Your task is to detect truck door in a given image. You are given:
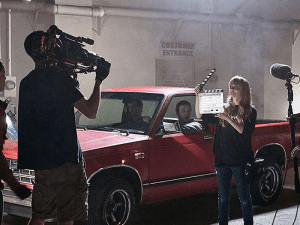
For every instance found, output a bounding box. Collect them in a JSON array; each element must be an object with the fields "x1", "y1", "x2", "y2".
[{"x1": 147, "y1": 95, "x2": 217, "y2": 201}]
